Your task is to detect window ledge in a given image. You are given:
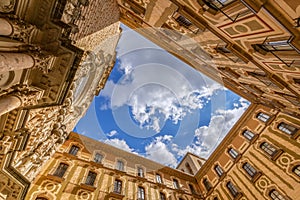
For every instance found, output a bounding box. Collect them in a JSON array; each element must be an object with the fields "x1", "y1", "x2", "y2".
[
  {"x1": 46, "y1": 174, "x2": 64, "y2": 183},
  {"x1": 271, "y1": 149, "x2": 283, "y2": 161},
  {"x1": 251, "y1": 172, "x2": 262, "y2": 183},
  {"x1": 80, "y1": 183, "x2": 96, "y2": 192}
]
